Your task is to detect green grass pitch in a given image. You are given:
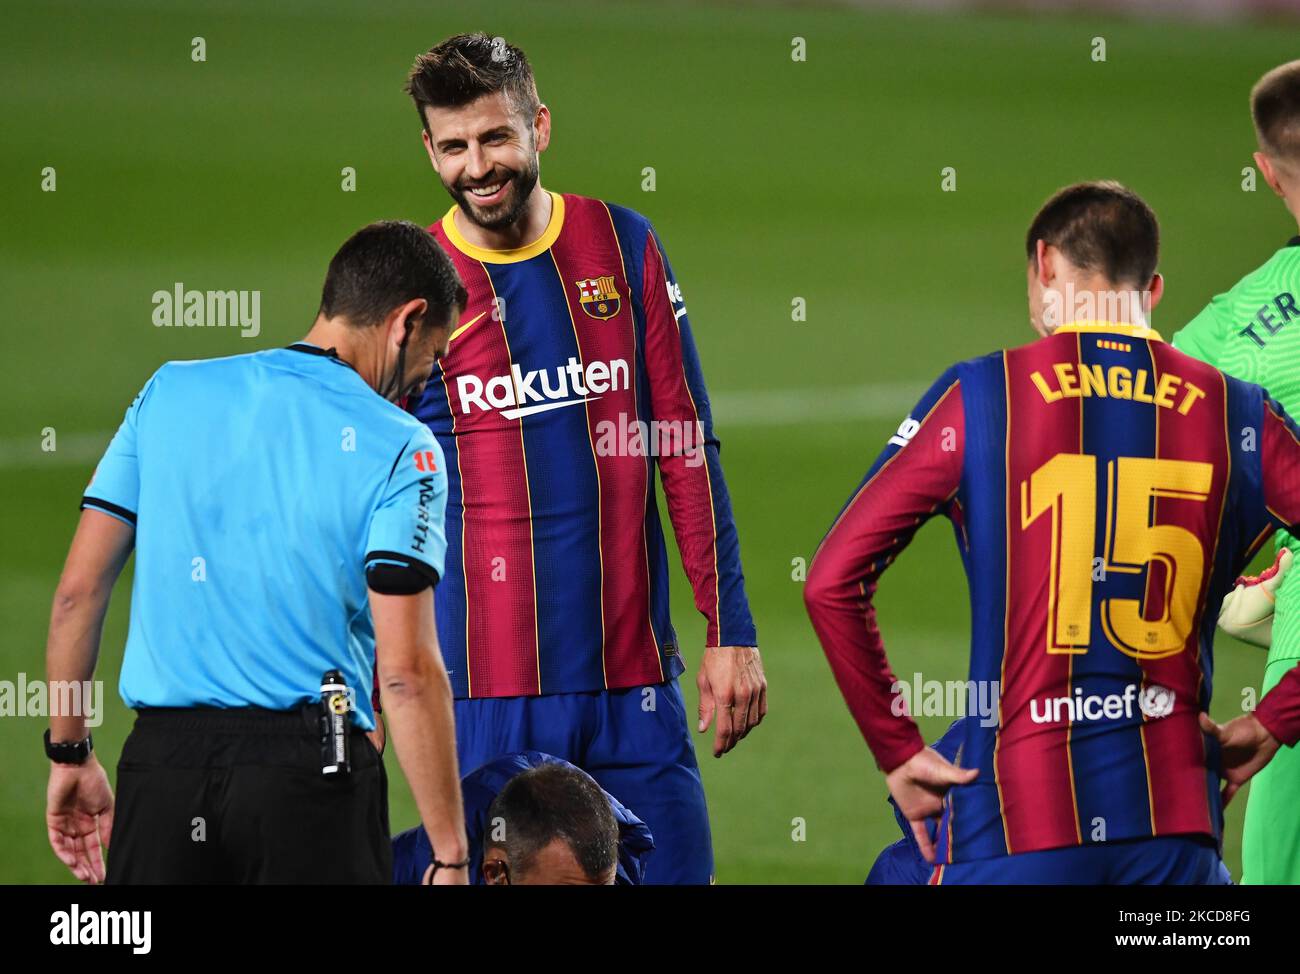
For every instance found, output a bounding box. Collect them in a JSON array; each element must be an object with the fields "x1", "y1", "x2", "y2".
[{"x1": 2, "y1": 0, "x2": 1295, "y2": 883}]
